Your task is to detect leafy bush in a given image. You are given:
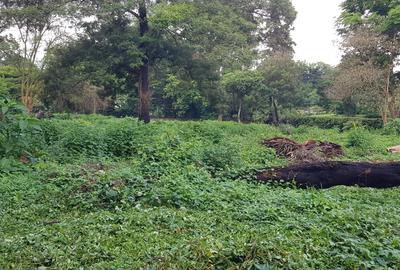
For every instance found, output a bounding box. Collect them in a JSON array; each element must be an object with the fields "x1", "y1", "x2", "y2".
[
  {"x1": 278, "y1": 124, "x2": 295, "y2": 135},
  {"x1": 58, "y1": 125, "x2": 107, "y2": 158},
  {"x1": 0, "y1": 98, "x2": 28, "y2": 157},
  {"x1": 346, "y1": 128, "x2": 372, "y2": 149},
  {"x1": 104, "y1": 122, "x2": 142, "y2": 157},
  {"x1": 2, "y1": 115, "x2": 400, "y2": 269},
  {"x1": 282, "y1": 115, "x2": 383, "y2": 130},
  {"x1": 201, "y1": 142, "x2": 242, "y2": 174},
  {"x1": 0, "y1": 97, "x2": 42, "y2": 172},
  {"x1": 383, "y1": 118, "x2": 400, "y2": 135}
]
